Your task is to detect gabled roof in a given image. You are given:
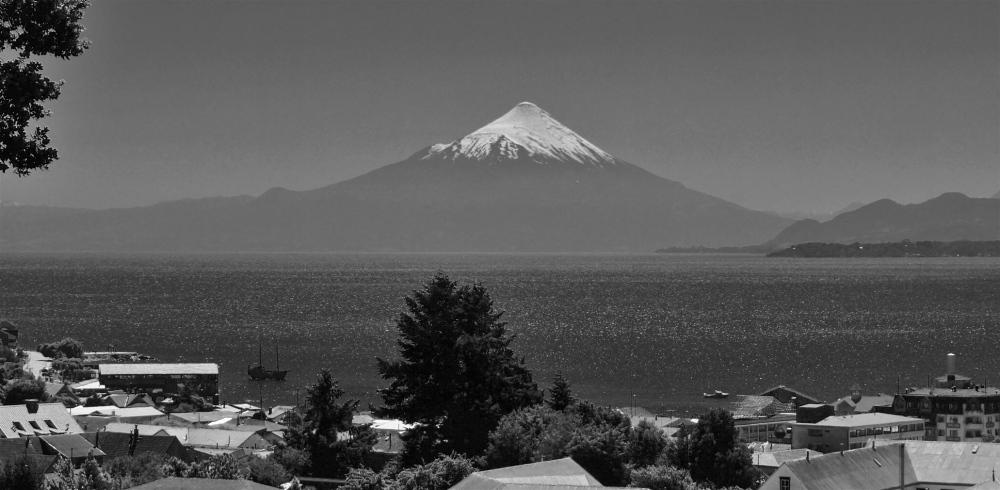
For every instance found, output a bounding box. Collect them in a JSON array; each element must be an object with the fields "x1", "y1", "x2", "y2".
[
  {"x1": 753, "y1": 449, "x2": 819, "y2": 469},
  {"x1": 831, "y1": 394, "x2": 894, "y2": 413},
  {"x1": 82, "y1": 431, "x2": 186, "y2": 461},
  {"x1": 759, "y1": 385, "x2": 821, "y2": 404},
  {"x1": 0, "y1": 436, "x2": 44, "y2": 459},
  {"x1": 70, "y1": 406, "x2": 164, "y2": 418},
  {"x1": 128, "y1": 477, "x2": 279, "y2": 490},
  {"x1": 781, "y1": 444, "x2": 917, "y2": 490},
  {"x1": 0, "y1": 403, "x2": 83, "y2": 438},
  {"x1": 39, "y1": 434, "x2": 106, "y2": 459},
  {"x1": 452, "y1": 458, "x2": 604, "y2": 490},
  {"x1": 731, "y1": 395, "x2": 795, "y2": 419},
  {"x1": 185, "y1": 428, "x2": 264, "y2": 448},
  {"x1": 103, "y1": 422, "x2": 170, "y2": 436}
]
